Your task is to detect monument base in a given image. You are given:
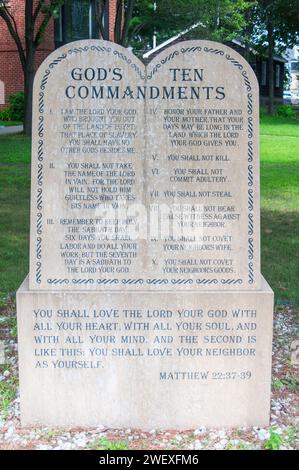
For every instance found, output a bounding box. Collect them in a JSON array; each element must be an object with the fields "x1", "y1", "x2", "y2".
[{"x1": 17, "y1": 276, "x2": 273, "y2": 429}]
